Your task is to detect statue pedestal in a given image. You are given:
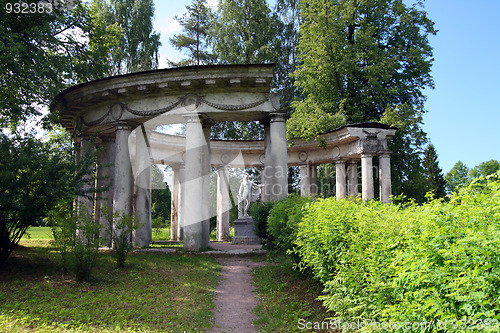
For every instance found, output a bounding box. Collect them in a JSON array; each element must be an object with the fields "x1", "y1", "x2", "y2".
[{"x1": 232, "y1": 217, "x2": 261, "y2": 245}]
